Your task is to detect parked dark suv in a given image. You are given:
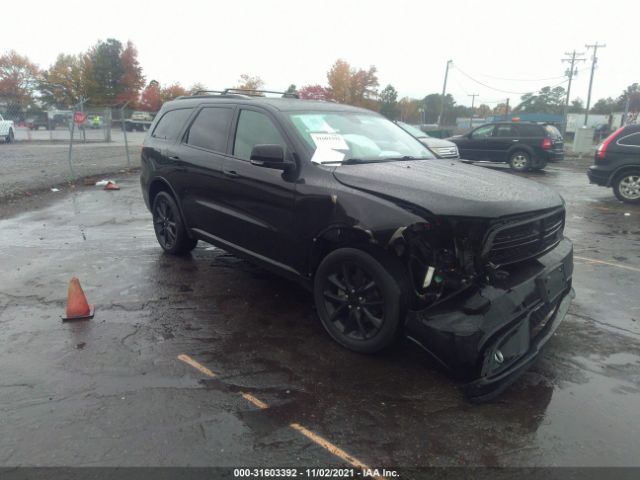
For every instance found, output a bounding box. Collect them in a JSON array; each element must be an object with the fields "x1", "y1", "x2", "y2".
[
  {"x1": 588, "y1": 124, "x2": 640, "y2": 203},
  {"x1": 140, "y1": 90, "x2": 574, "y2": 400},
  {"x1": 448, "y1": 122, "x2": 564, "y2": 171}
]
